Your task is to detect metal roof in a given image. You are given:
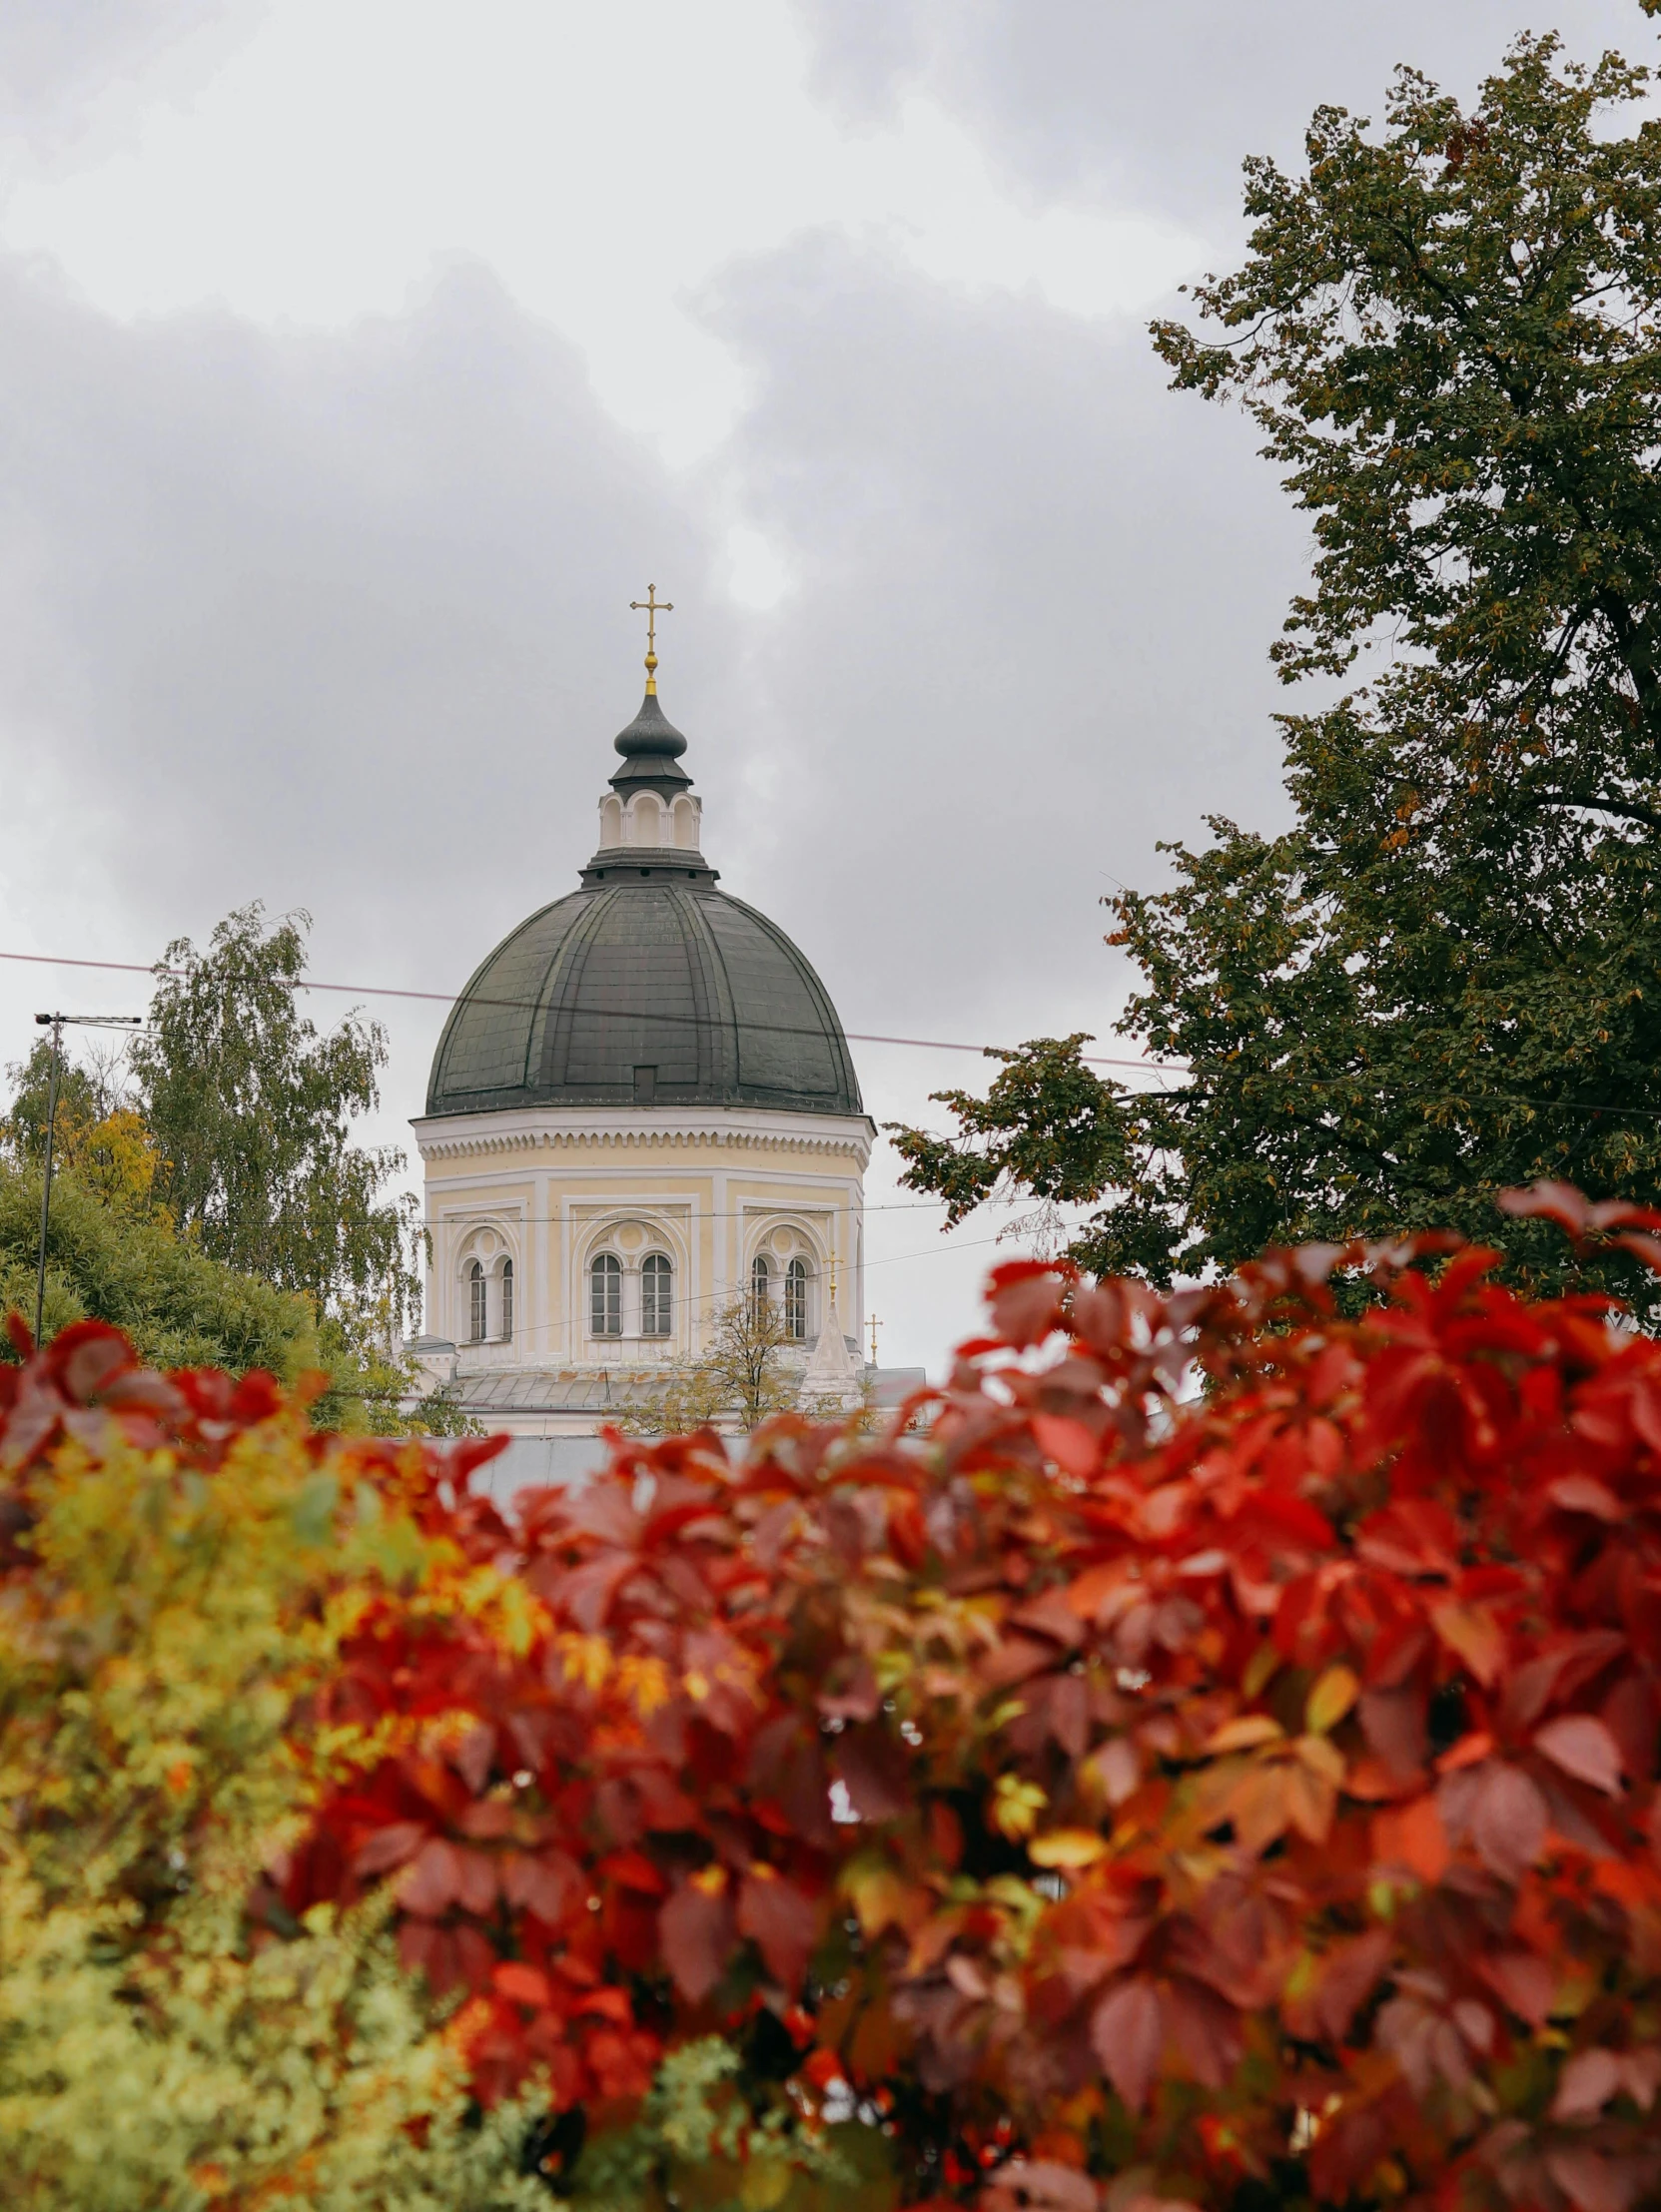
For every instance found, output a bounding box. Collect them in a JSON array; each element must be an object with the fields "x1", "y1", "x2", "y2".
[
  {"x1": 457, "y1": 1367, "x2": 650, "y2": 1415},
  {"x1": 426, "y1": 874, "x2": 864, "y2": 1118}
]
